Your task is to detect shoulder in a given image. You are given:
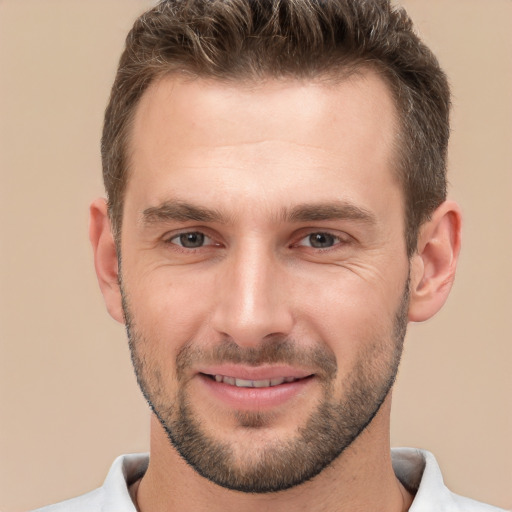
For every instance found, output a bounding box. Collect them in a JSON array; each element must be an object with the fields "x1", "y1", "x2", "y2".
[
  {"x1": 31, "y1": 488, "x2": 105, "y2": 512},
  {"x1": 391, "y1": 448, "x2": 507, "y2": 512},
  {"x1": 31, "y1": 453, "x2": 149, "y2": 512},
  {"x1": 449, "y1": 494, "x2": 509, "y2": 512}
]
